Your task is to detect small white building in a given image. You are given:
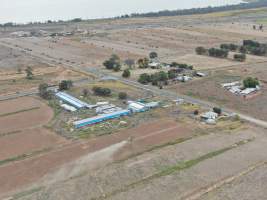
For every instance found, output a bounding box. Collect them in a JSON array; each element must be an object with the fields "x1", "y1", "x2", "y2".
[
  {"x1": 196, "y1": 72, "x2": 206, "y2": 77},
  {"x1": 221, "y1": 81, "x2": 240, "y2": 88},
  {"x1": 201, "y1": 111, "x2": 218, "y2": 120},
  {"x1": 240, "y1": 88, "x2": 258, "y2": 96},
  {"x1": 176, "y1": 75, "x2": 192, "y2": 82},
  {"x1": 128, "y1": 102, "x2": 147, "y2": 113},
  {"x1": 148, "y1": 62, "x2": 161, "y2": 69},
  {"x1": 61, "y1": 104, "x2": 77, "y2": 112}
]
